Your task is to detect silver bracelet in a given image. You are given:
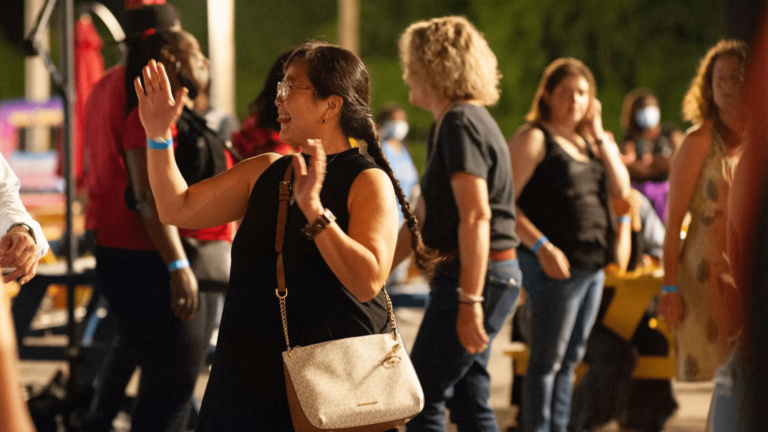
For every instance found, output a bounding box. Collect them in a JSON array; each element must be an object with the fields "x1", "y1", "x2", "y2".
[{"x1": 457, "y1": 287, "x2": 484, "y2": 302}]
